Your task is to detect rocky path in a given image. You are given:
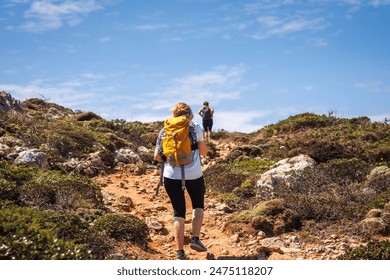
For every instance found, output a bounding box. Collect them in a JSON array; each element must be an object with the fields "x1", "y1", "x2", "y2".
[
  {"x1": 93, "y1": 141, "x2": 372, "y2": 260},
  {"x1": 95, "y1": 167, "x2": 246, "y2": 260},
  {"x1": 94, "y1": 165, "x2": 367, "y2": 260}
]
